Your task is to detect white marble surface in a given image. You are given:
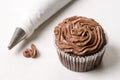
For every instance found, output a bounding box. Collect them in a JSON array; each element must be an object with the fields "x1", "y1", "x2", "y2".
[{"x1": 0, "y1": 0, "x2": 120, "y2": 80}]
